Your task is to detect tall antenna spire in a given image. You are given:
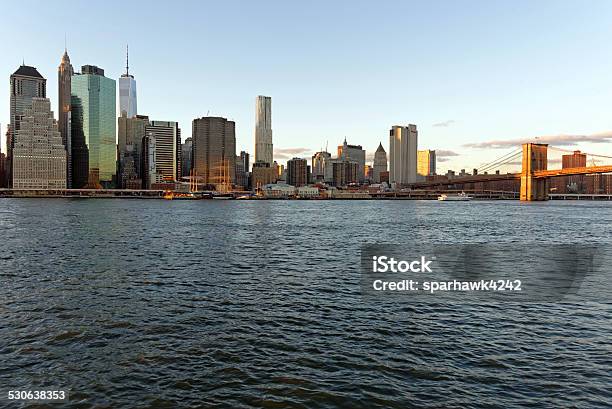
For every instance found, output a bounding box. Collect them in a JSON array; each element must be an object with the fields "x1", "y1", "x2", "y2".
[
  {"x1": 125, "y1": 44, "x2": 129, "y2": 76},
  {"x1": 64, "y1": 33, "x2": 67, "y2": 52}
]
